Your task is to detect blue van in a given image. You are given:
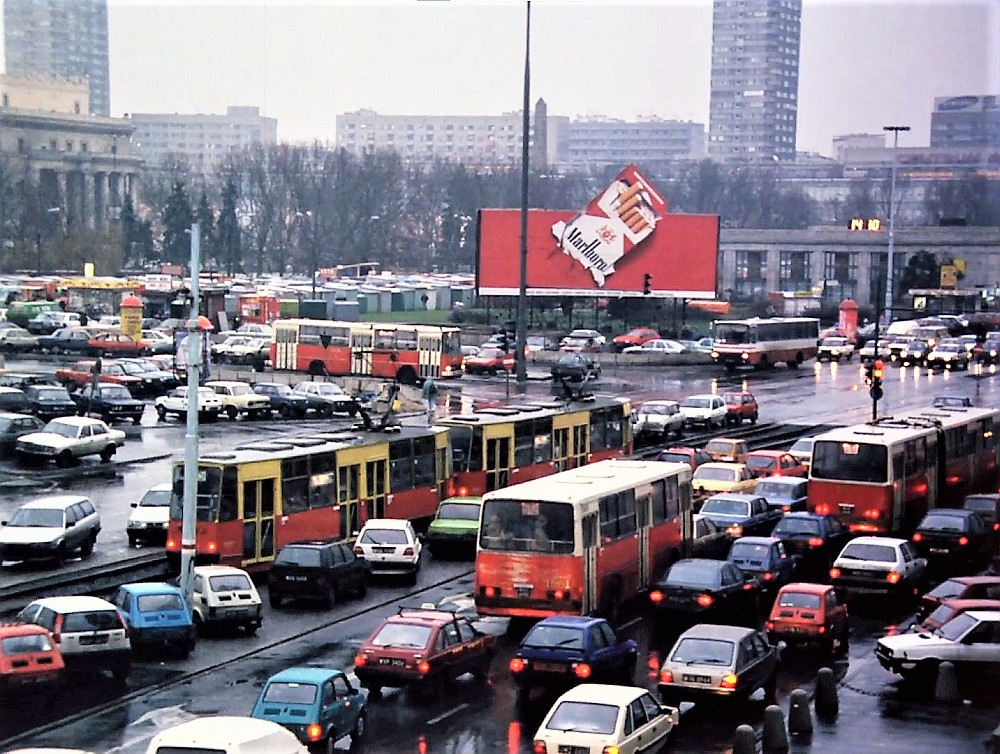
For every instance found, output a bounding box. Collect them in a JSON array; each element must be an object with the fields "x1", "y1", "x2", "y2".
[
  {"x1": 252, "y1": 666, "x2": 367, "y2": 751},
  {"x1": 111, "y1": 582, "x2": 196, "y2": 658}
]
